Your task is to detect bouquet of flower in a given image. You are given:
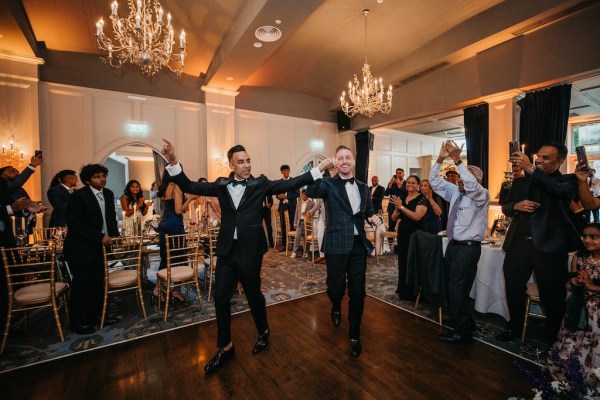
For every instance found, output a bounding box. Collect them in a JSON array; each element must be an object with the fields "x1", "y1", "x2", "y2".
[{"x1": 509, "y1": 353, "x2": 600, "y2": 400}]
